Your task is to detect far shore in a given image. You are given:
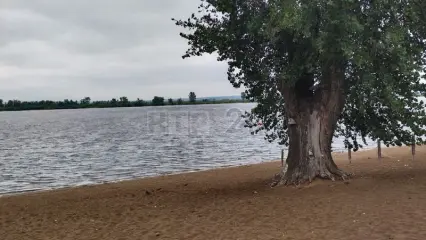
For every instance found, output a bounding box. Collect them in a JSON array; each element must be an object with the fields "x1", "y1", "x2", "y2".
[
  {"x1": 0, "y1": 98, "x2": 249, "y2": 113},
  {"x1": 1, "y1": 146, "x2": 426, "y2": 240}
]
